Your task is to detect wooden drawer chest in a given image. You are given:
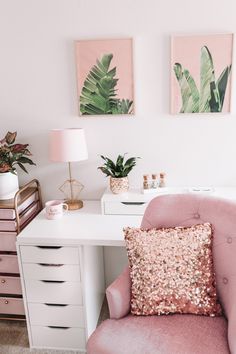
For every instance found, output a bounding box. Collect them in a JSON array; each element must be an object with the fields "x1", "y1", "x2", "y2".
[{"x1": 0, "y1": 179, "x2": 42, "y2": 320}]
